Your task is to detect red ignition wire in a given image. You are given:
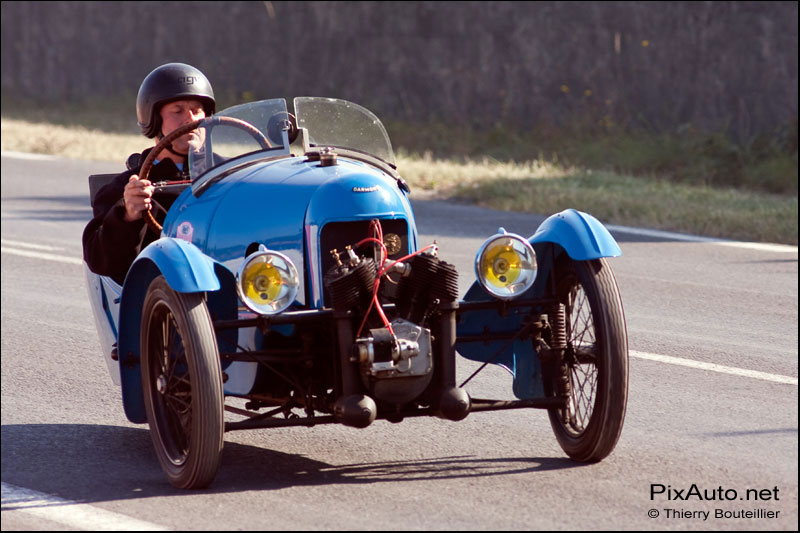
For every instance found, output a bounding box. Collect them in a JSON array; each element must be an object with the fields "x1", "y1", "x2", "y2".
[
  {"x1": 355, "y1": 221, "x2": 393, "y2": 336},
  {"x1": 354, "y1": 237, "x2": 388, "y2": 267},
  {"x1": 378, "y1": 243, "x2": 437, "y2": 277},
  {"x1": 355, "y1": 224, "x2": 439, "y2": 338}
]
